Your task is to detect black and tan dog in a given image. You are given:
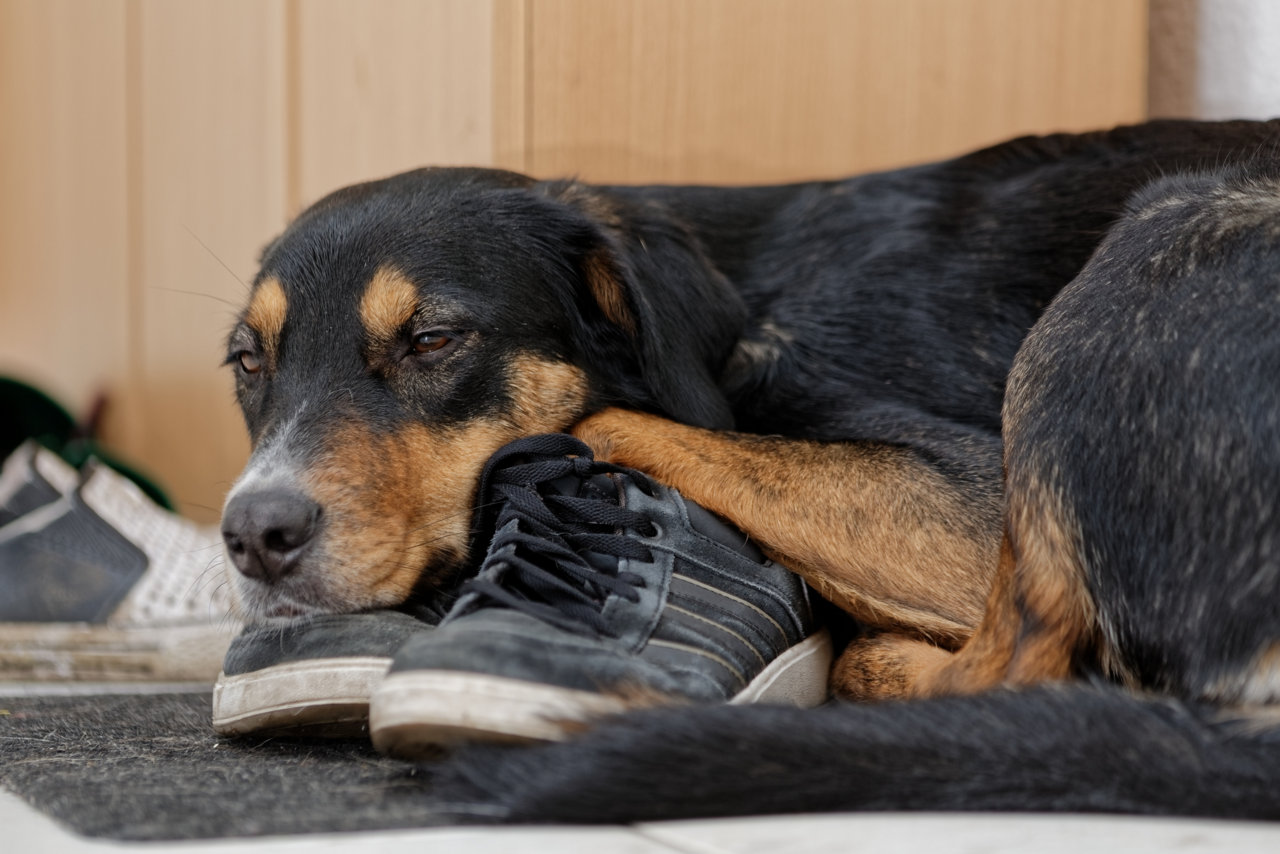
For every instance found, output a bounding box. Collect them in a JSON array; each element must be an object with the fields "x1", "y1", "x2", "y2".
[
  {"x1": 222, "y1": 119, "x2": 1280, "y2": 817},
  {"x1": 438, "y1": 159, "x2": 1280, "y2": 822}
]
